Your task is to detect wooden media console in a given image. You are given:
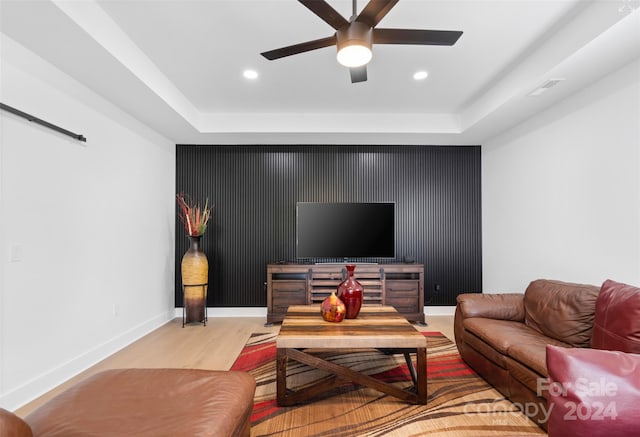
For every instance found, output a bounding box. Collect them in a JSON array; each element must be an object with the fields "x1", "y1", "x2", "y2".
[{"x1": 266, "y1": 263, "x2": 425, "y2": 324}]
